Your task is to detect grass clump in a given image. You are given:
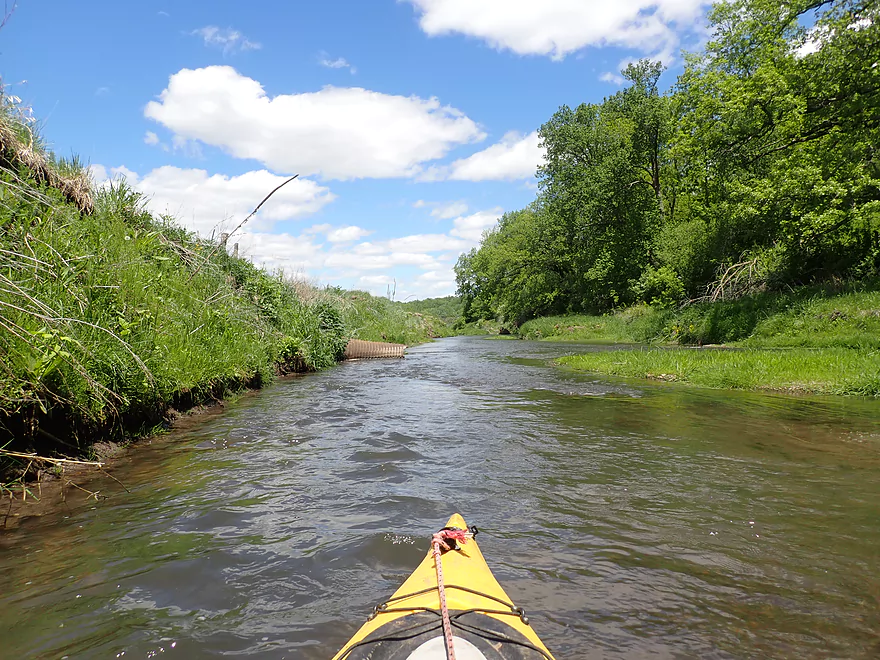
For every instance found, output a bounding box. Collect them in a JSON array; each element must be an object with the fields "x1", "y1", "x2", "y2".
[{"x1": 557, "y1": 348, "x2": 880, "y2": 396}]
